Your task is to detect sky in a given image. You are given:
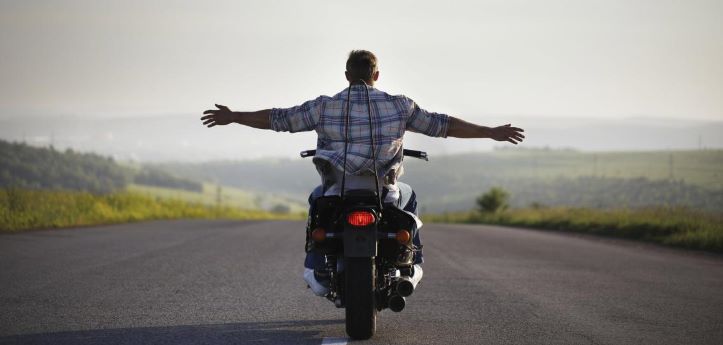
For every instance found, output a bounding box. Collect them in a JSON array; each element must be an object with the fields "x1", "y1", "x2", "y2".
[{"x1": 1, "y1": 0, "x2": 721, "y2": 123}]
